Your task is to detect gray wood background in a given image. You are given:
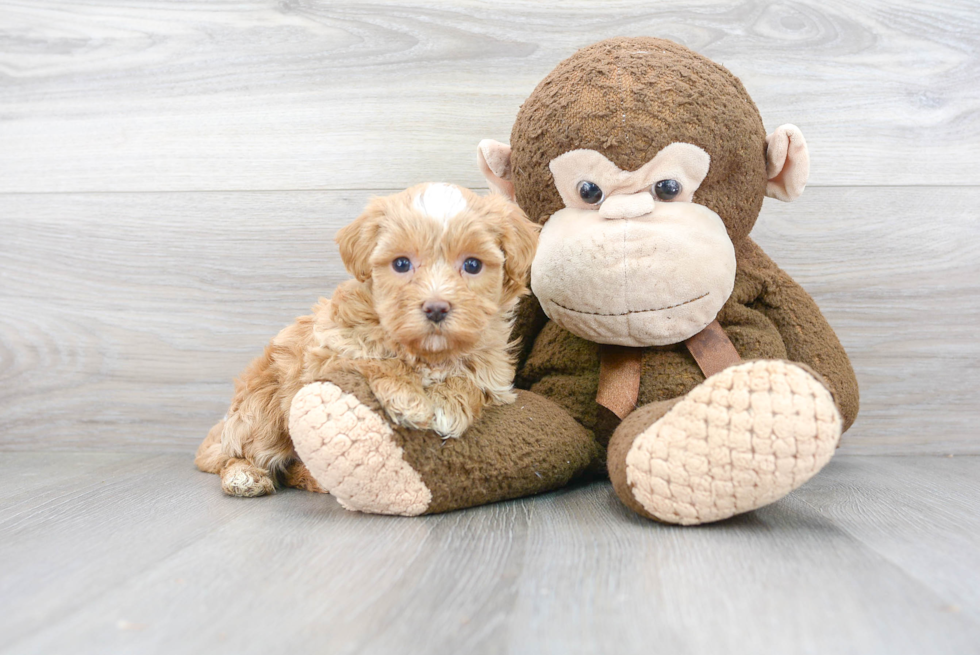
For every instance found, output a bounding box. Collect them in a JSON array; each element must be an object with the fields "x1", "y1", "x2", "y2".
[{"x1": 1, "y1": 0, "x2": 979, "y2": 455}]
